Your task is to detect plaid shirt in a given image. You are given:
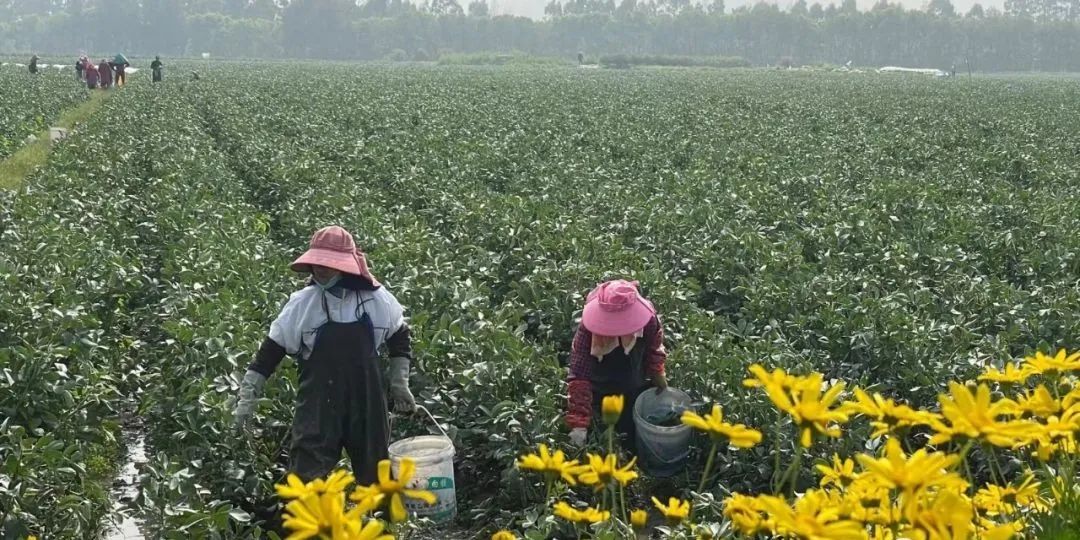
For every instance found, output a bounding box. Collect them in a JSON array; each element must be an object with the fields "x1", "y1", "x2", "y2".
[{"x1": 566, "y1": 316, "x2": 666, "y2": 429}]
